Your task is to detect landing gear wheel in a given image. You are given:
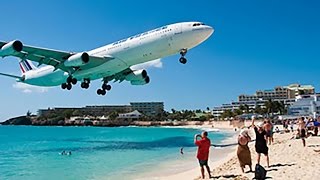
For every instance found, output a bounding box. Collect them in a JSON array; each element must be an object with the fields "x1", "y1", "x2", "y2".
[
  {"x1": 101, "y1": 89, "x2": 106, "y2": 96},
  {"x1": 179, "y1": 57, "x2": 187, "y2": 64},
  {"x1": 97, "y1": 89, "x2": 102, "y2": 95},
  {"x1": 71, "y1": 78, "x2": 77, "y2": 85},
  {"x1": 102, "y1": 84, "x2": 112, "y2": 91},
  {"x1": 81, "y1": 82, "x2": 89, "y2": 89},
  {"x1": 61, "y1": 83, "x2": 67, "y2": 89},
  {"x1": 102, "y1": 83, "x2": 108, "y2": 90},
  {"x1": 67, "y1": 76, "x2": 73, "y2": 84},
  {"x1": 66, "y1": 83, "x2": 72, "y2": 90},
  {"x1": 105, "y1": 85, "x2": 111, "y2": 91},
  {"x1": 81, "y1": 82, "x2": 86, "y2": 88}
]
